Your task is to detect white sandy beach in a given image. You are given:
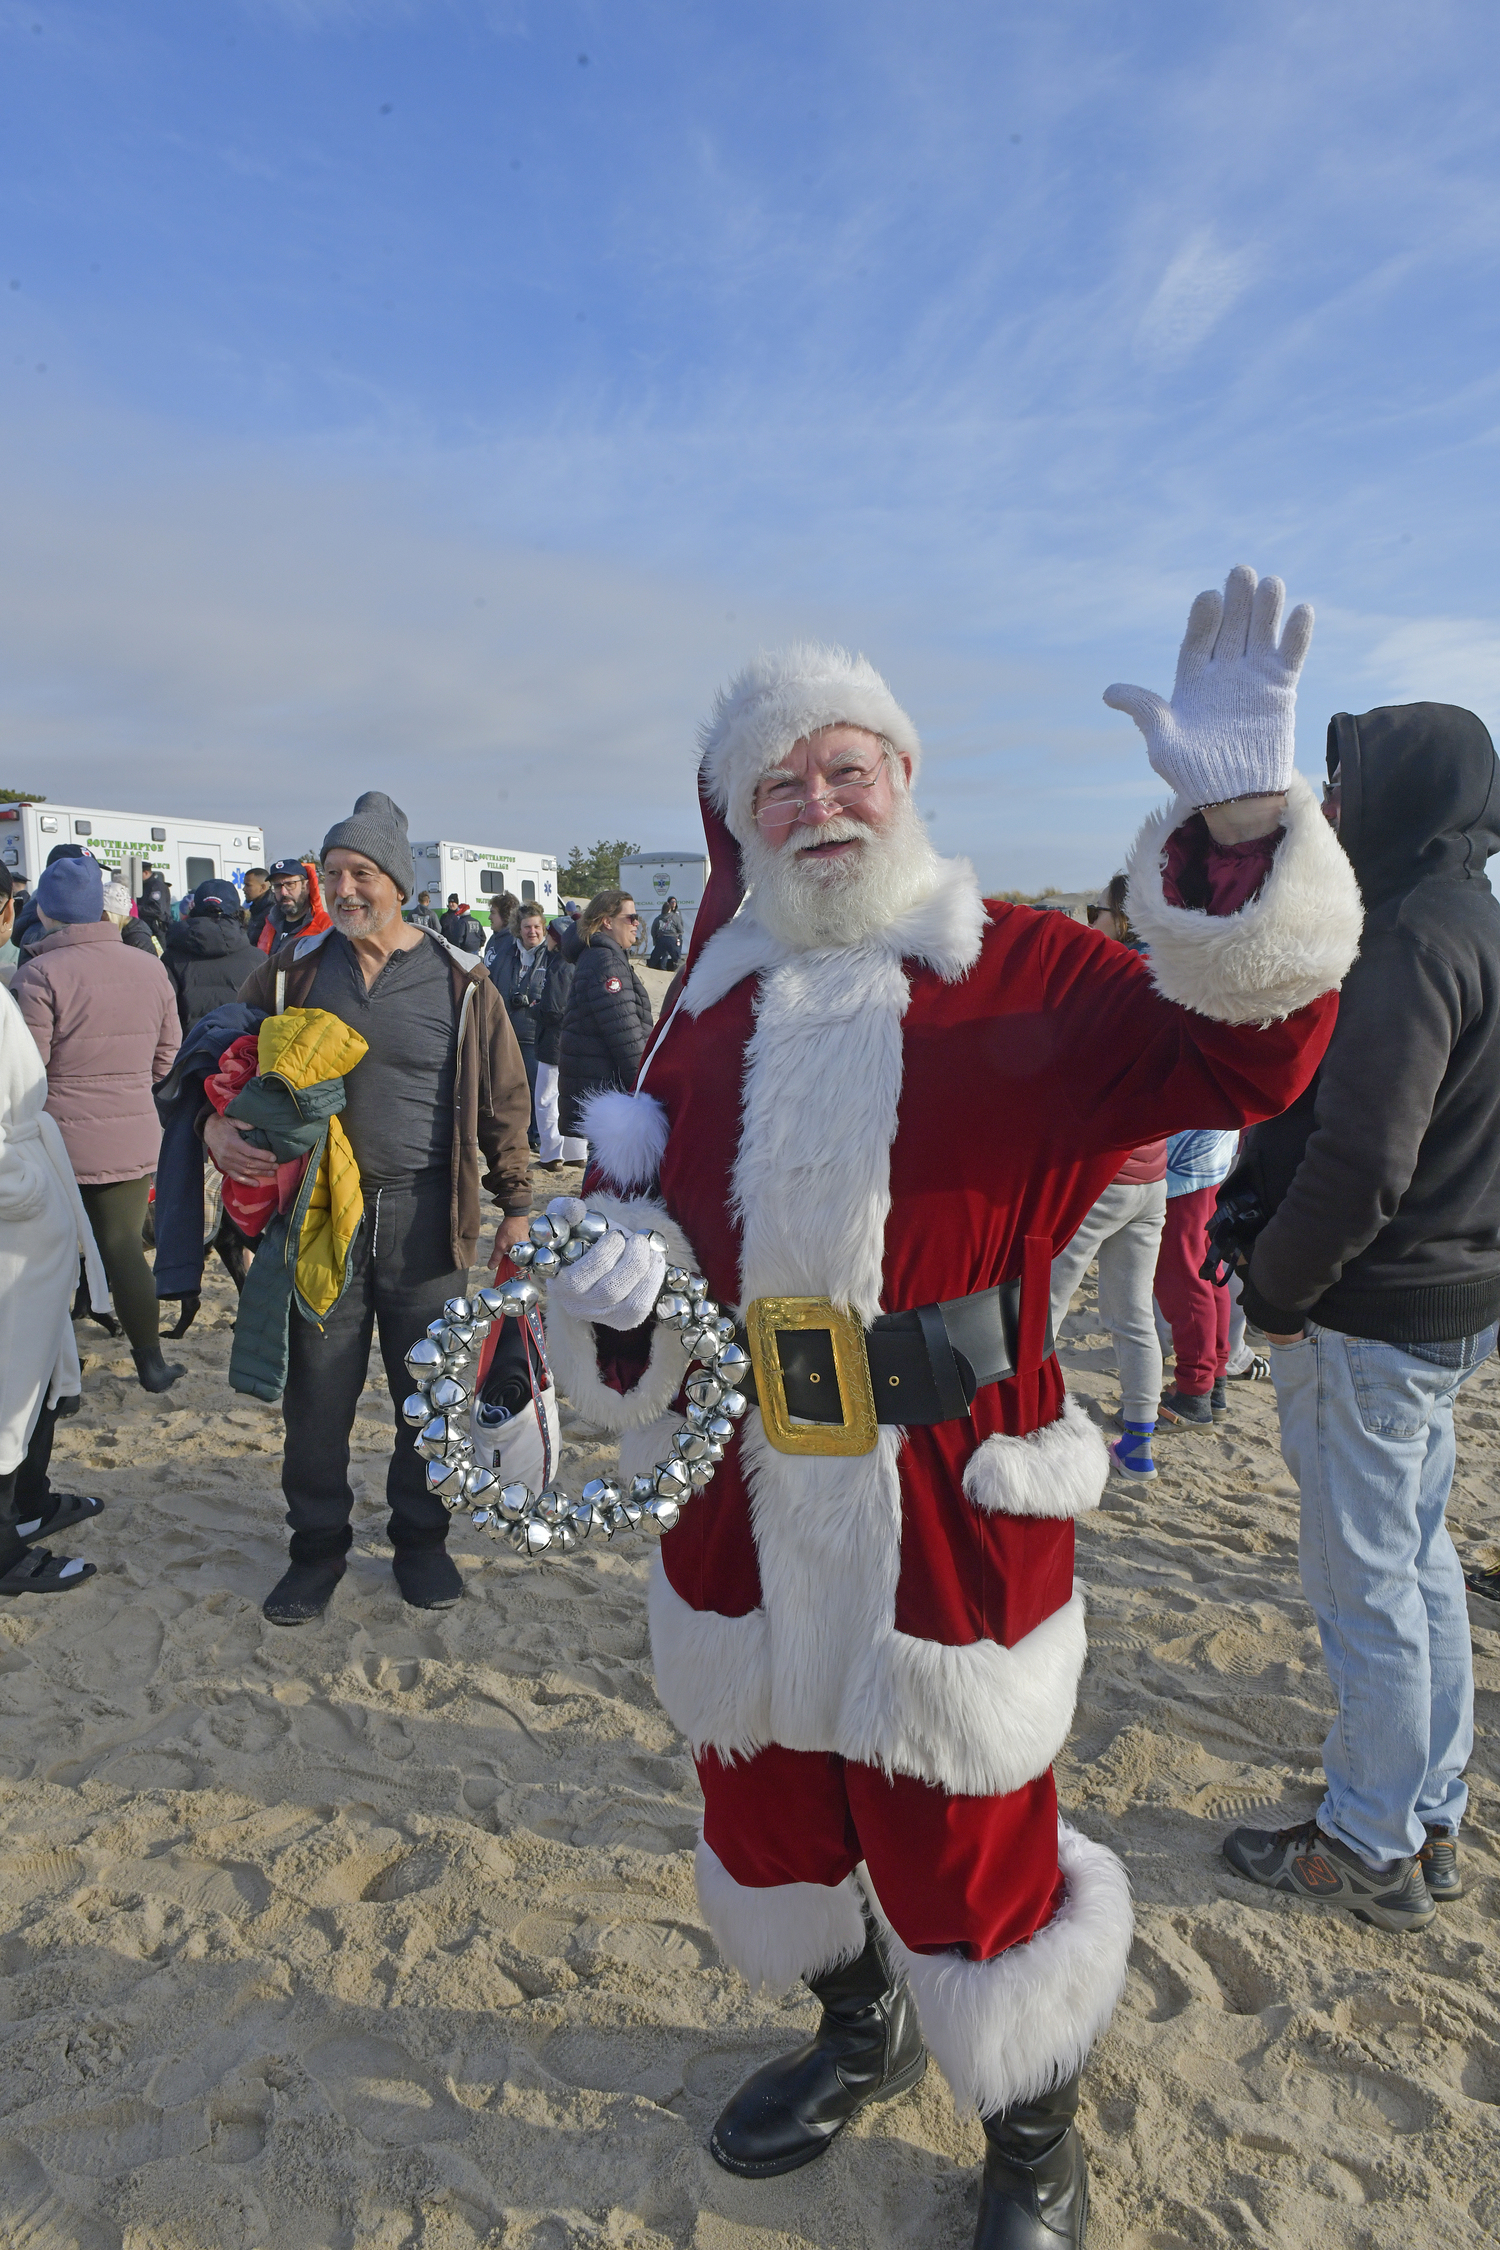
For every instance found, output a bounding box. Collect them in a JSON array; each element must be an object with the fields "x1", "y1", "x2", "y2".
[{"x1": 1, "y1": 1104, "x2": 1497, "y2": 2246}]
